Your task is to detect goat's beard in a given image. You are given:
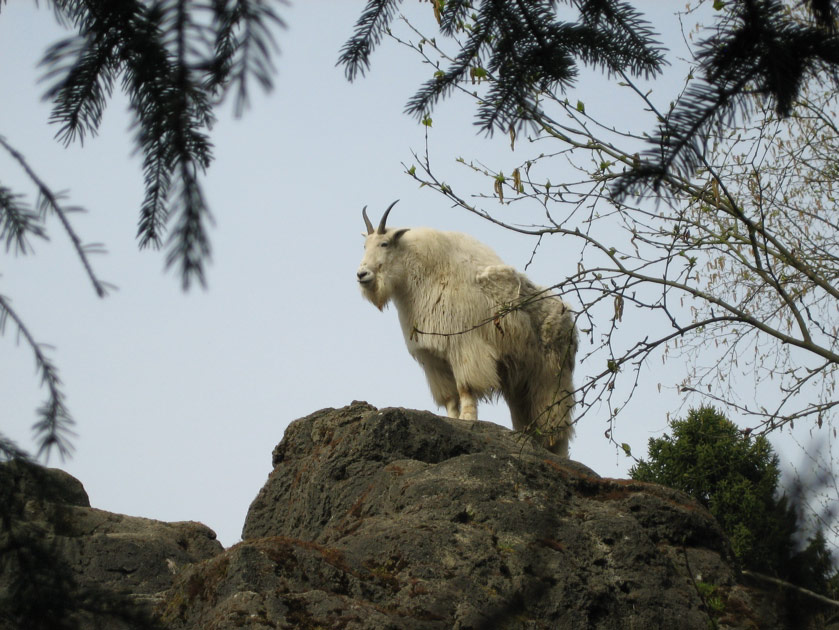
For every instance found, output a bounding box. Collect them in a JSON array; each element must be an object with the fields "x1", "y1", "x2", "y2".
[{"x1": 360, "y1": 281, "x2": 389, "y2": 311}]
